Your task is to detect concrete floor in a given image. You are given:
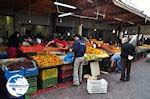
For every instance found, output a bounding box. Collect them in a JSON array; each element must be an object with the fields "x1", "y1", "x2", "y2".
[{"x1": 33, "y1": 58, "x2": 150, "y2": 99}]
